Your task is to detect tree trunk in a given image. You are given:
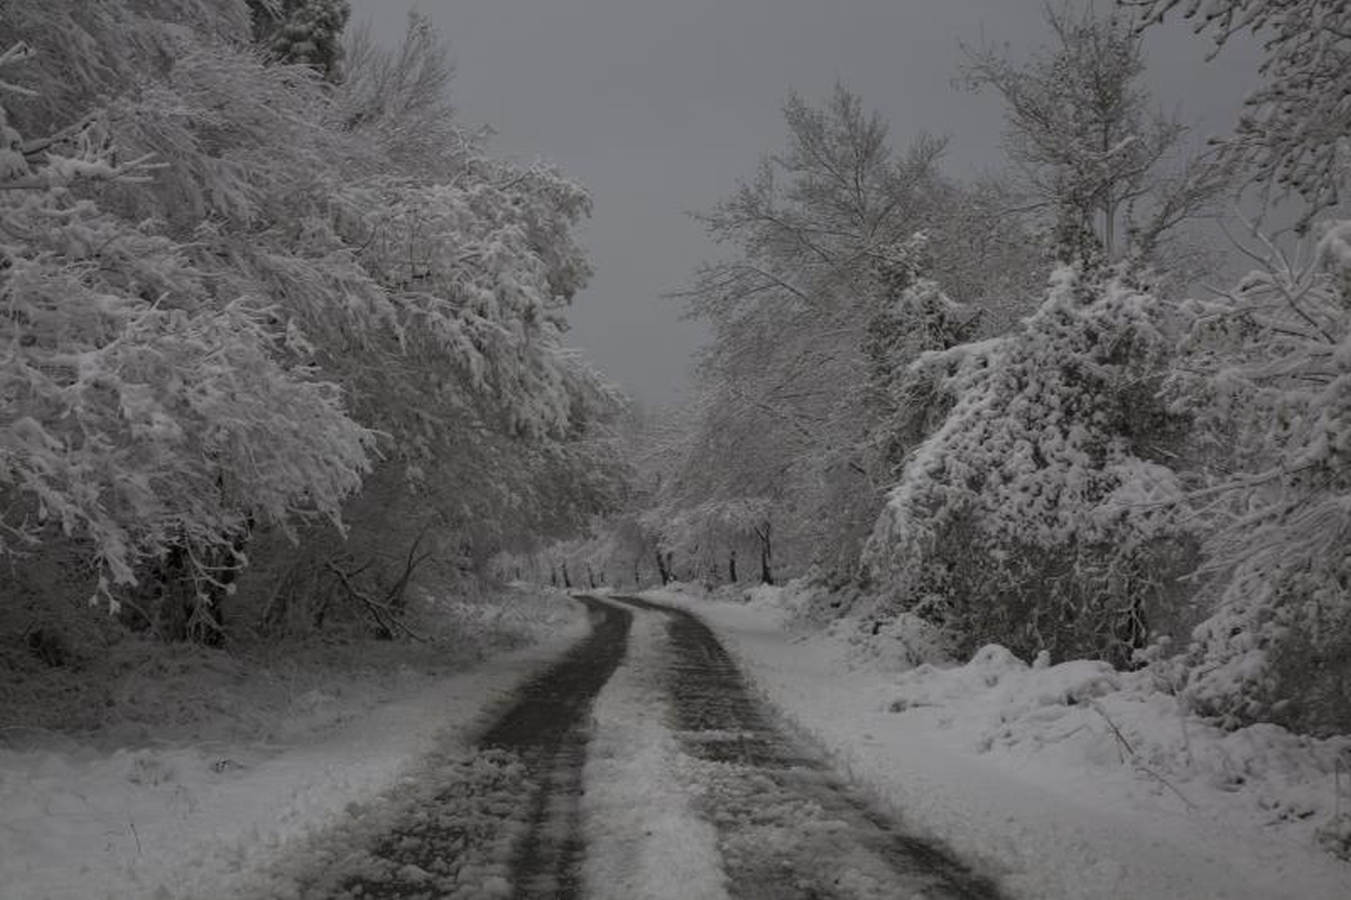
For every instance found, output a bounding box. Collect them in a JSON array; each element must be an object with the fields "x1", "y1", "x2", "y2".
[
  {"x1": 656, "y1": 550, "x2": 670, "y2": 585},
  {"x1": 756, "y1": 522, "x2": 774, "y2": 585},
  {"x1": 729, "y1": 549, "x2": 738, "y2": 583},
  {"x1": 561, "y1": 561, "x2": 572, "y2": 589}
]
